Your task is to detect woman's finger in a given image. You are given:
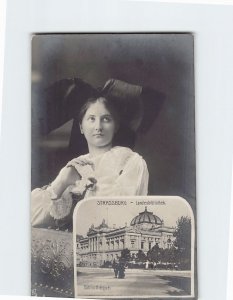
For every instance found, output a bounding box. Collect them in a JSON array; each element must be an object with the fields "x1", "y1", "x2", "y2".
[
  {"x1": 67, "y1": 157, "x2": 94, "y2": 167},
  {"x1": 77, "y1": 157, "x2": 94, "y2": 166},
  {"x1": 67, "y1": 159, "x2": 83, "y2": 167}
]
